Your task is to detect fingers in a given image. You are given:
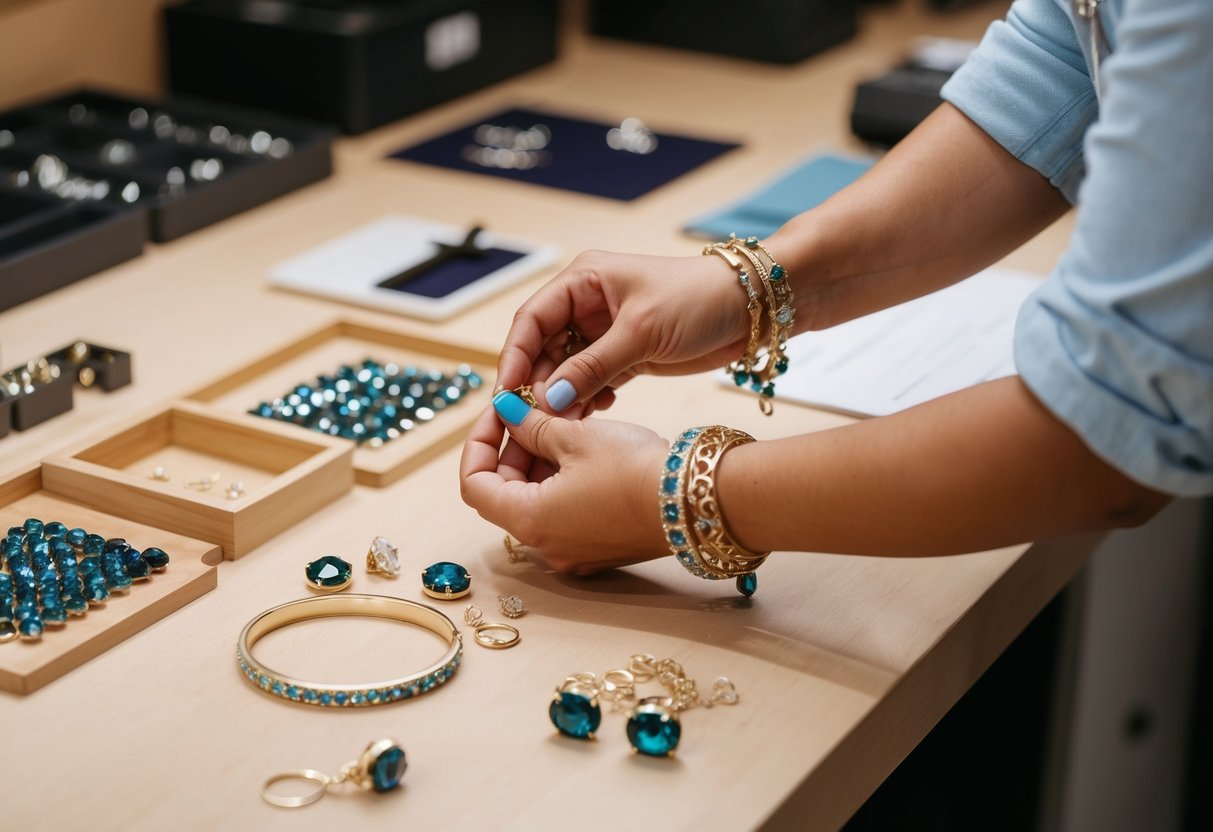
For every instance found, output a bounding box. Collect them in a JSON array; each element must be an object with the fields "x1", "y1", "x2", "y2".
[
  {"x1": 491, "y1": 389, "x2": 574, "y2": 462},
  {"x1": 542, "y1": 325, "x2": 645, "y2": 412},
  {"x1": 496, "y1": 275, "x2": 588, "y2": 391}
]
